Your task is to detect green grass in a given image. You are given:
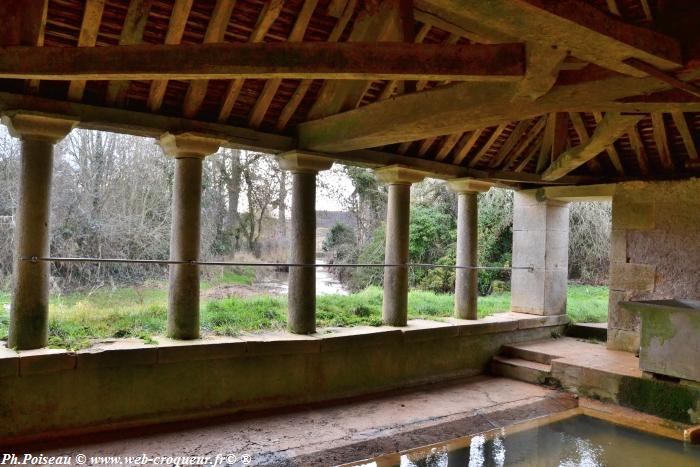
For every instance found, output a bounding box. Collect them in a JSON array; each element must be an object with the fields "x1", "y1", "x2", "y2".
[
  {"x1": 0, "y1": 283, "x2": 608, "y2": 350},
  {"x1": 565, "y1": 284, "x2": 609, "y2": 323}
]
